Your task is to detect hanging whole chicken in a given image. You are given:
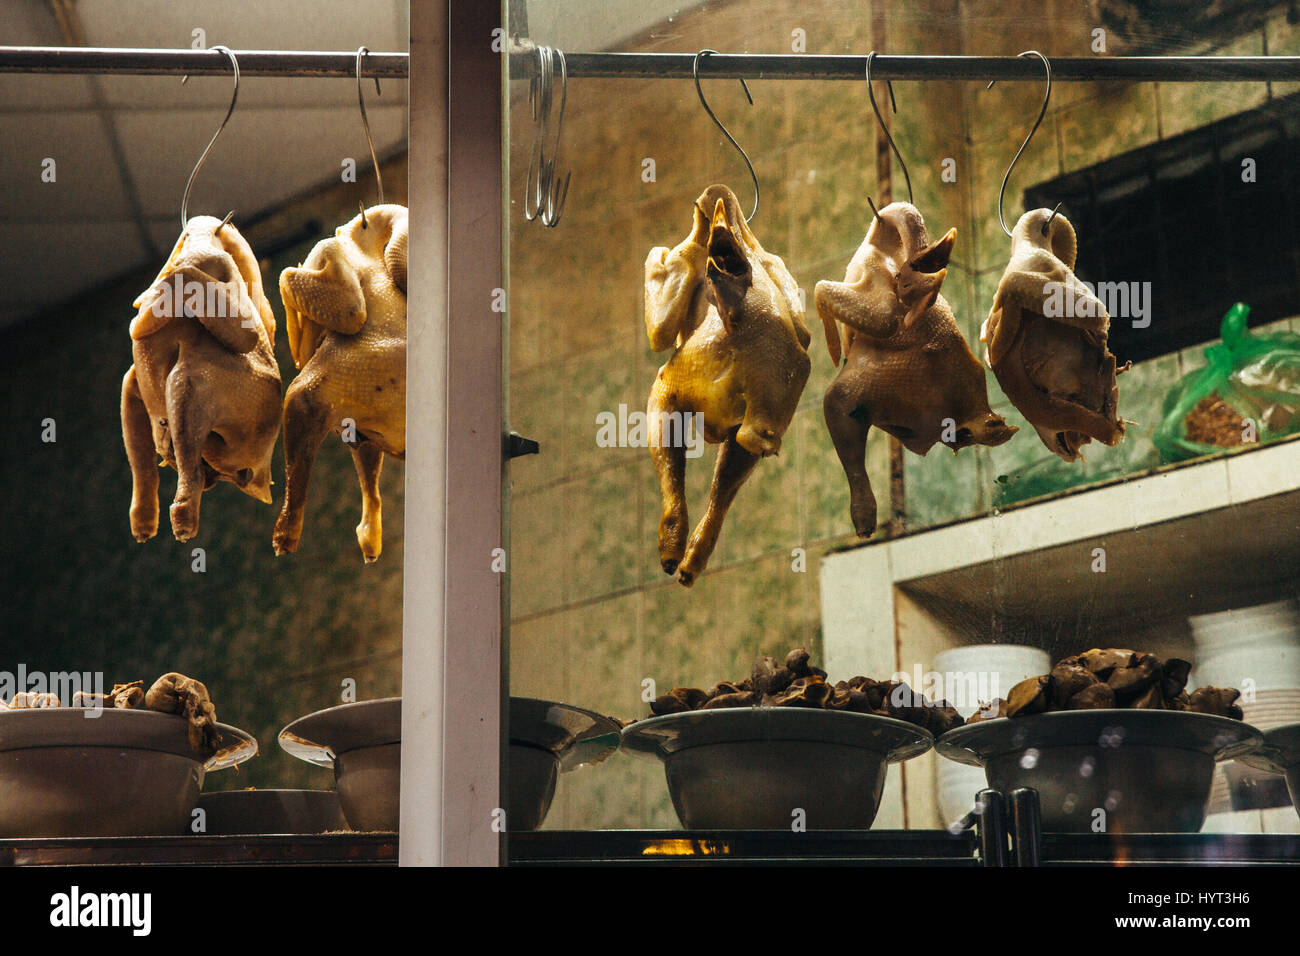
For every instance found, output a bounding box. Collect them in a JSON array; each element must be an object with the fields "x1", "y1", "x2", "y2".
[
  {"x1": 817, "y1": 202, "x2": 1016, "y2": 537},
  {"x1": 981, "y1": 208, "x2": 1127, "y2": 461},
  {"x1": 273, "y1": 203, "x2": 407, "y2": 563},
  {"x1": 644, "y1": 184, "x2": 810, "y2": 586},
  {"x1": 121, "y1": 216, "x2": 282, "y2": 543}
]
